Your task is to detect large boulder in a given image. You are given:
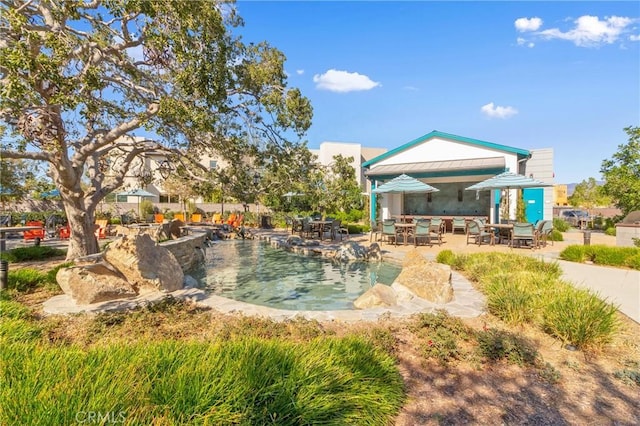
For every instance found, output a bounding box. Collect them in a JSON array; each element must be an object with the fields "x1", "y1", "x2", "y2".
[
  {"x1": 353, "y1": 283, "x2": 397, "y2": 309},
  {"x1": 334, "y1": 241, "x2": 368, "y2": 262},
  {"x1": 104, "y1": 234, "x2": 184, "y2": 292},
  {"x1": 394, "y1": 249, "x2": 453, "y2": 303},
  {"x1": 56, "y1": 263, "x2": 137, "y2": 304}
]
